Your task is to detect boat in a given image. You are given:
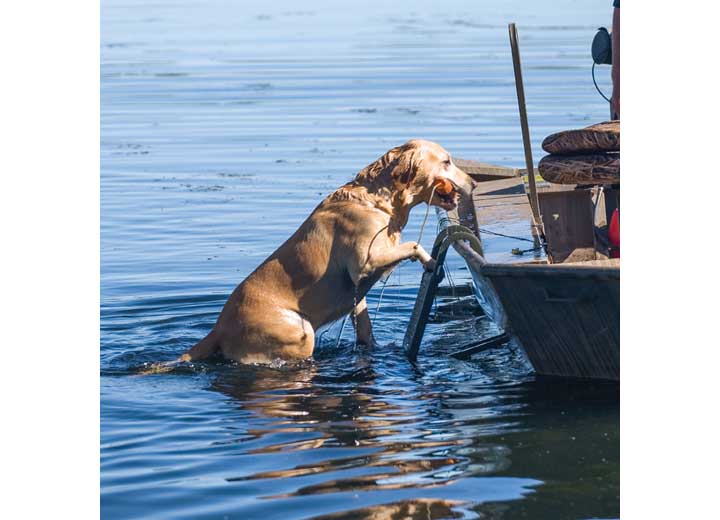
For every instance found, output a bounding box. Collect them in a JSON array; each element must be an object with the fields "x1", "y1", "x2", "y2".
[{"x1": 402, "y1": 25, "x2": 620, "y2": 381}]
